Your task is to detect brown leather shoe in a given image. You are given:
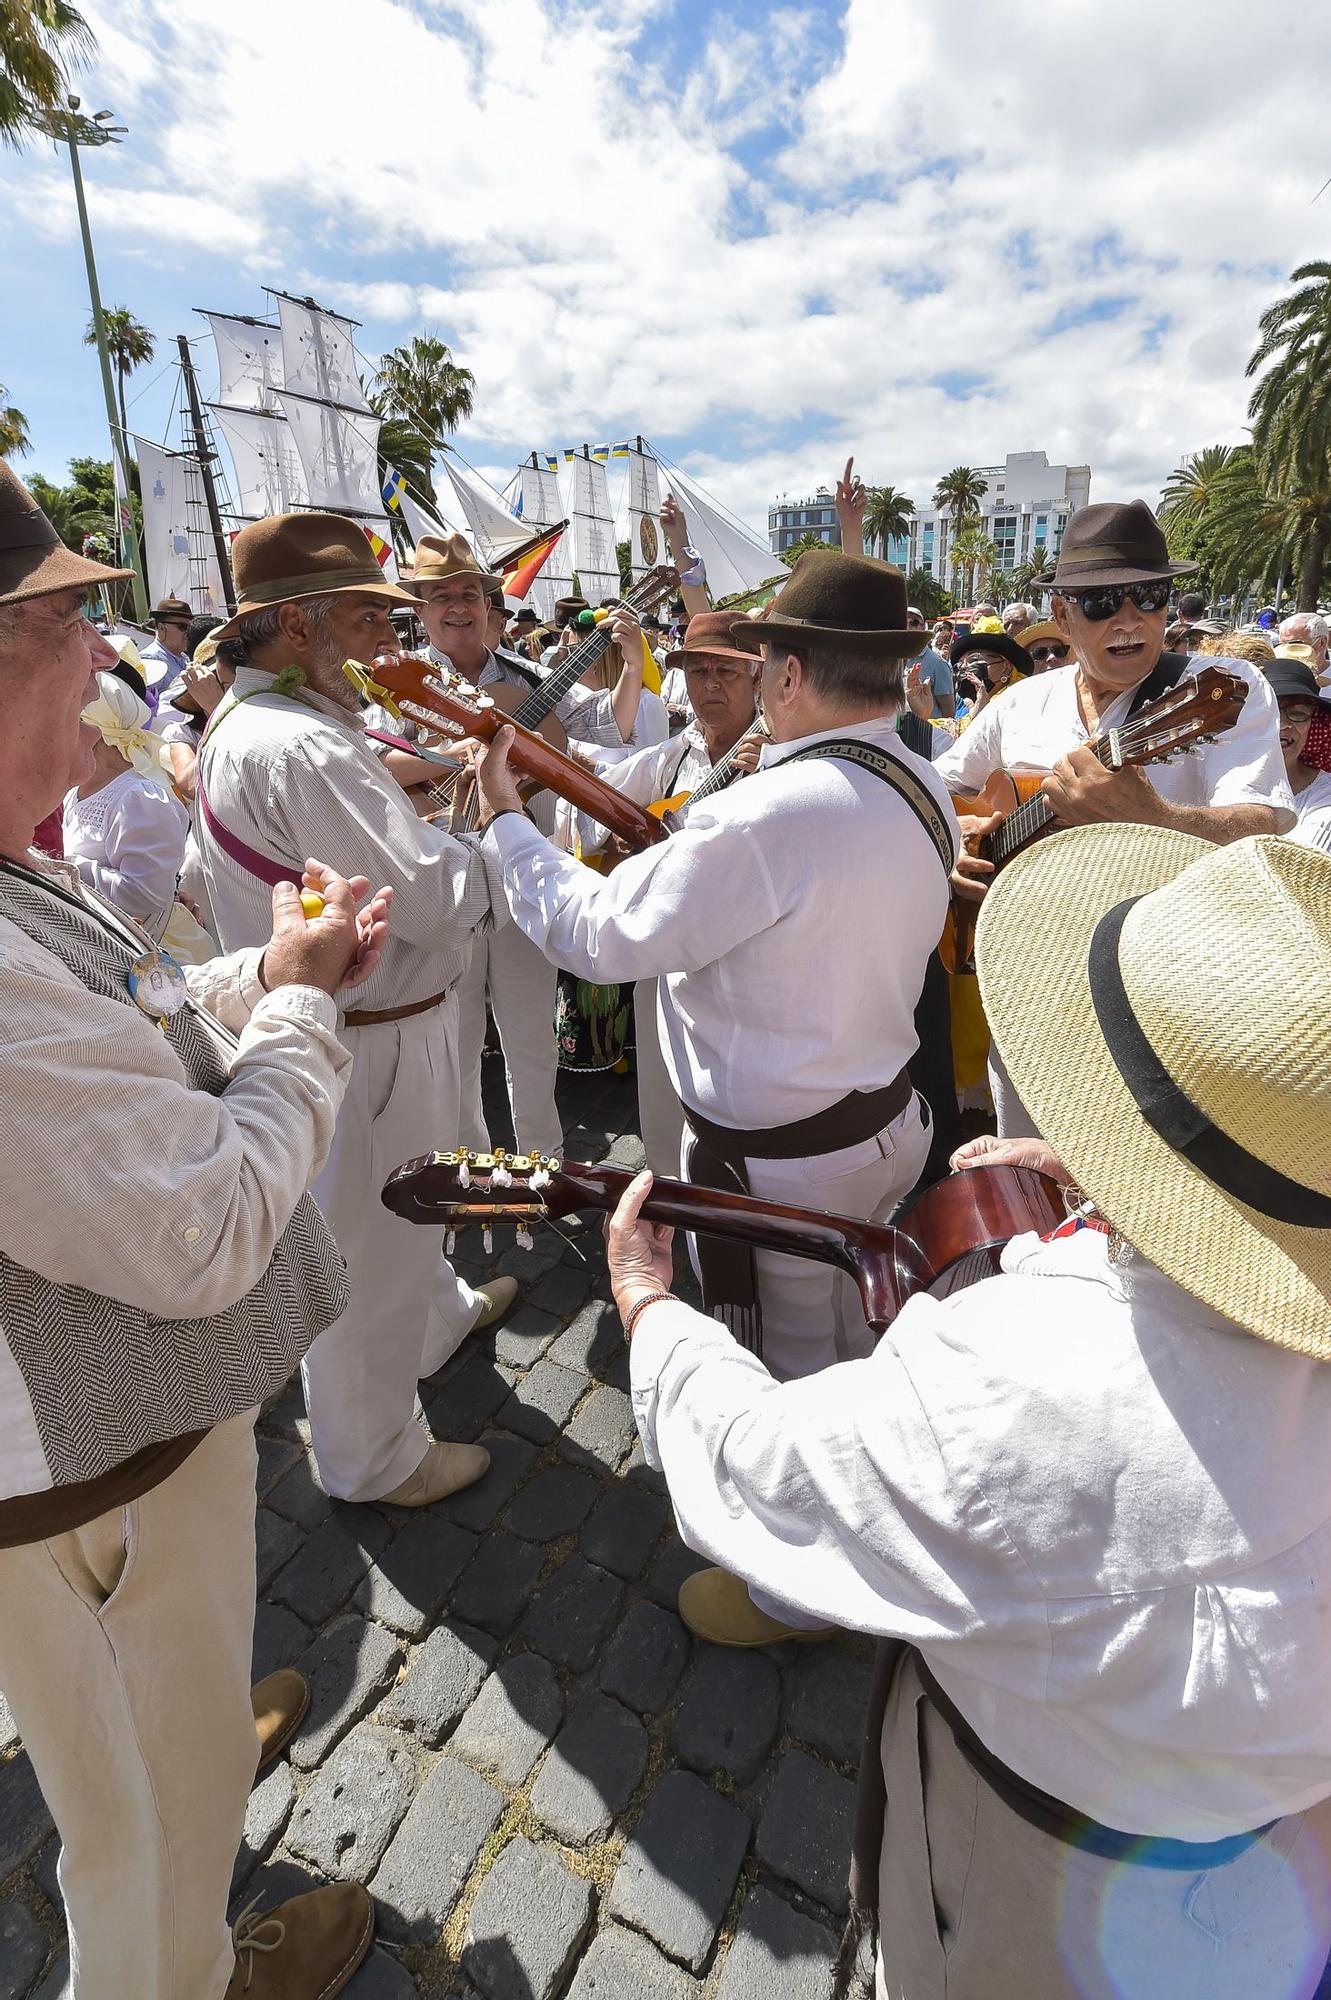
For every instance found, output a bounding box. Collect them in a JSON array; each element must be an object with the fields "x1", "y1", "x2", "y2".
[
  {"x1": 252, "y1": 1670, "x2": 310, "y2": 1777},
  {"x1": 226, "y1": 1882, "x2": 372, "y2": 1997}
]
